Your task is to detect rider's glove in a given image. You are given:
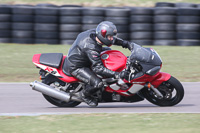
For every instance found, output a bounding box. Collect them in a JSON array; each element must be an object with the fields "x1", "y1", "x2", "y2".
[
  {"x1": 114, "y1": 37, "x2": 134, "y2": 51},
  {"x1": 114, "y1": 71, "x2": 129, "y2": 80}
]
